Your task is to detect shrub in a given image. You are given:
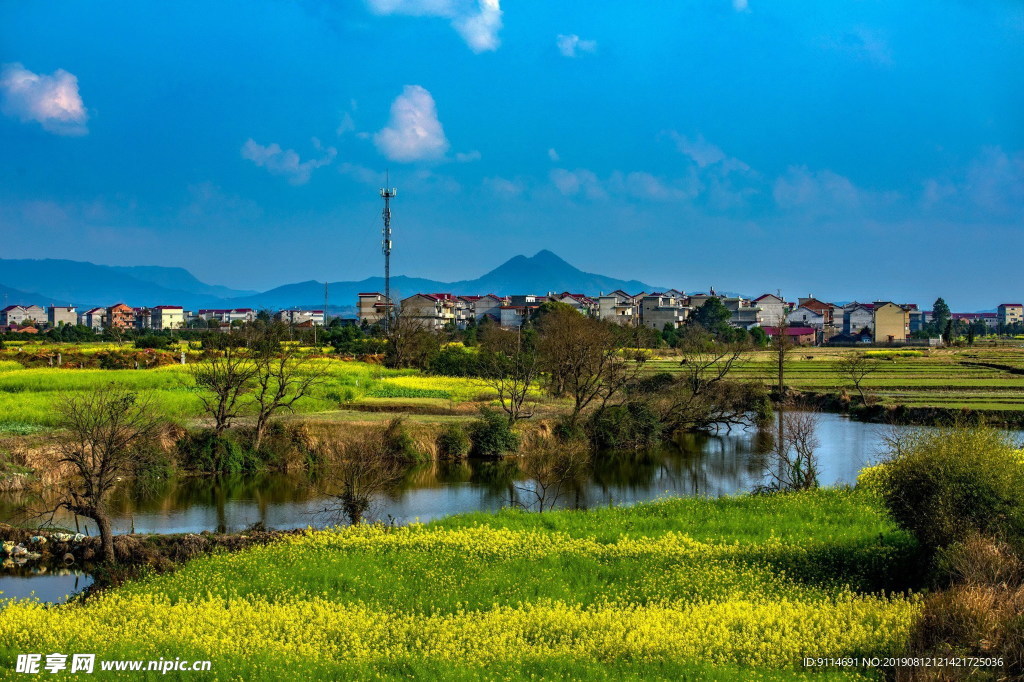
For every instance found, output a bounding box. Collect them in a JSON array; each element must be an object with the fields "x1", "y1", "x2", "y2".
[
  {"x1": 467, "y1": 407, "x2": 519, "y2": 458},
  {"x1": 873, "y1": 427, "x2": 1024, "y2": 551},
  {"x1": 134, "y1": 334, "x2": 173, "y2": 350},
  {"x1": 428, "y1": 345, "x2": 480, "y2": 377},
  {"x1": 436, "y1": 423, "x2": 471, "y2": 460},
  {"x1": 177, "y1": 429, "x2": 259, "y2": 474},
  {"x1": 380, "y1": 417, "x2": 425, "y2": 462},
  {"x1": 587, "y1": 402, "x2": 660, "y2": 450}
]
